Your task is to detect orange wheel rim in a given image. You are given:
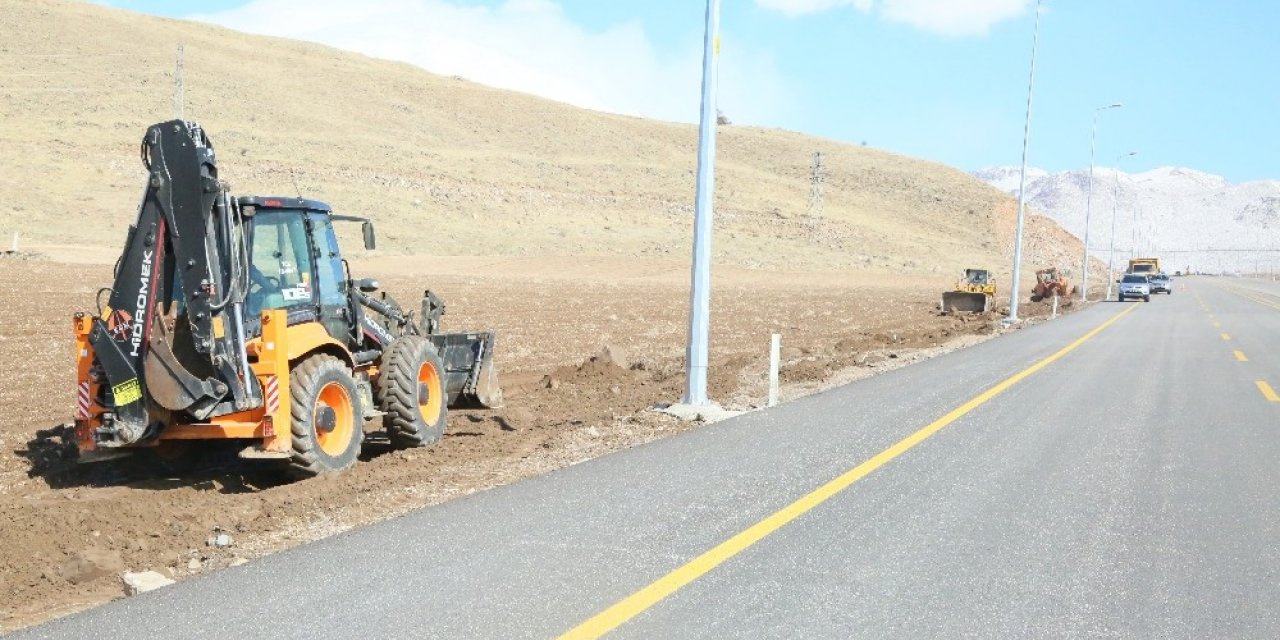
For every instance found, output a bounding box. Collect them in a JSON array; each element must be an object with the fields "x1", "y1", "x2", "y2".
[
  {"x1": 315, "y1": 381, "x2": 355, "y2": 456},
  {"x1": 418, "y1": 361, "x2": 443, "y2": 423}
]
